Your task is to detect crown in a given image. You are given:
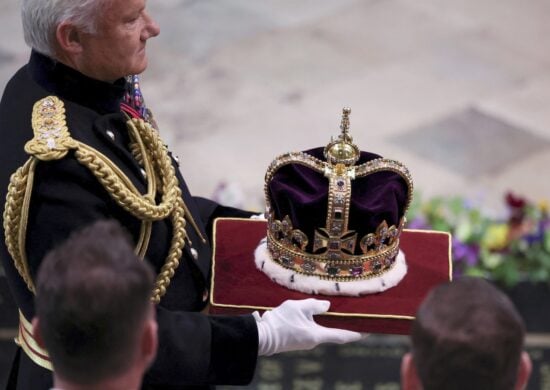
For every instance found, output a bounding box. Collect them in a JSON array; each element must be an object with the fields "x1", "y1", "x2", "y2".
[{"x1": 261, "y1": 108, "x2": 413, "y2": 292}]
